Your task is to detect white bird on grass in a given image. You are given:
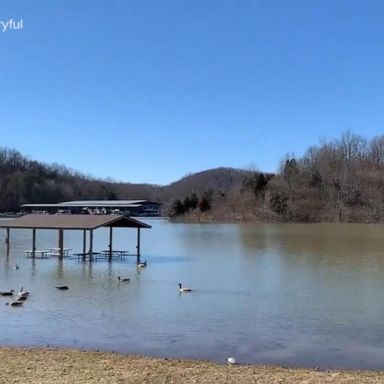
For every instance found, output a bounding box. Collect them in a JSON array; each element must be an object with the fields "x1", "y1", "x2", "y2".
[{"x1": 226, "y1": 357, "x2": 237, "y2": 365}]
